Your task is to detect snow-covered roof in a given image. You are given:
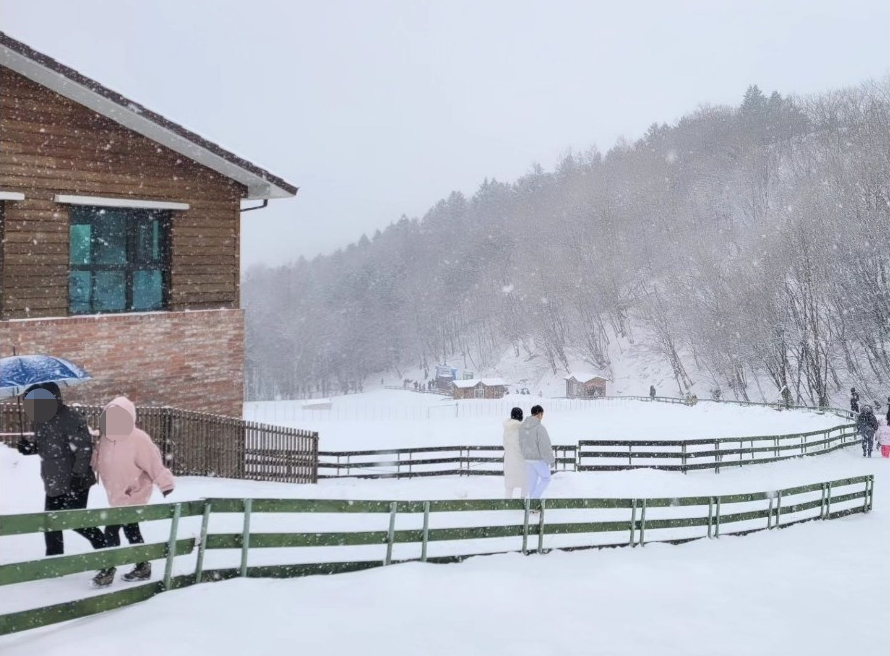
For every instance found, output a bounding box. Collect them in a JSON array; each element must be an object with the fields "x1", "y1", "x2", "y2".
[
  {"x1": 0, "y1": 31, "x2": 297, "y2": 200},
  {"x1": 564, "y1": 373, "x2": 609, "y2": 383},
  {"x1": 452, "y1": 378, "x2": 509, "y2": 388}
]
